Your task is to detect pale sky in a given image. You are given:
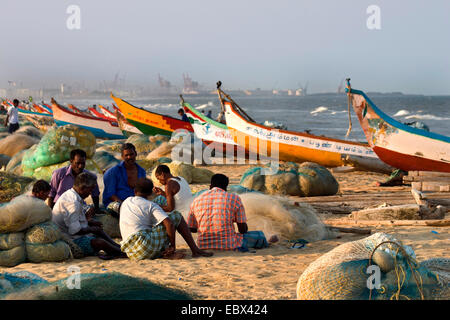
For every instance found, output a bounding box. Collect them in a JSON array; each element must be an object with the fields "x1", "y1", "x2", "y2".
[{"x1": 1, "y1": 0, "x2": 449, "y2": 94}]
